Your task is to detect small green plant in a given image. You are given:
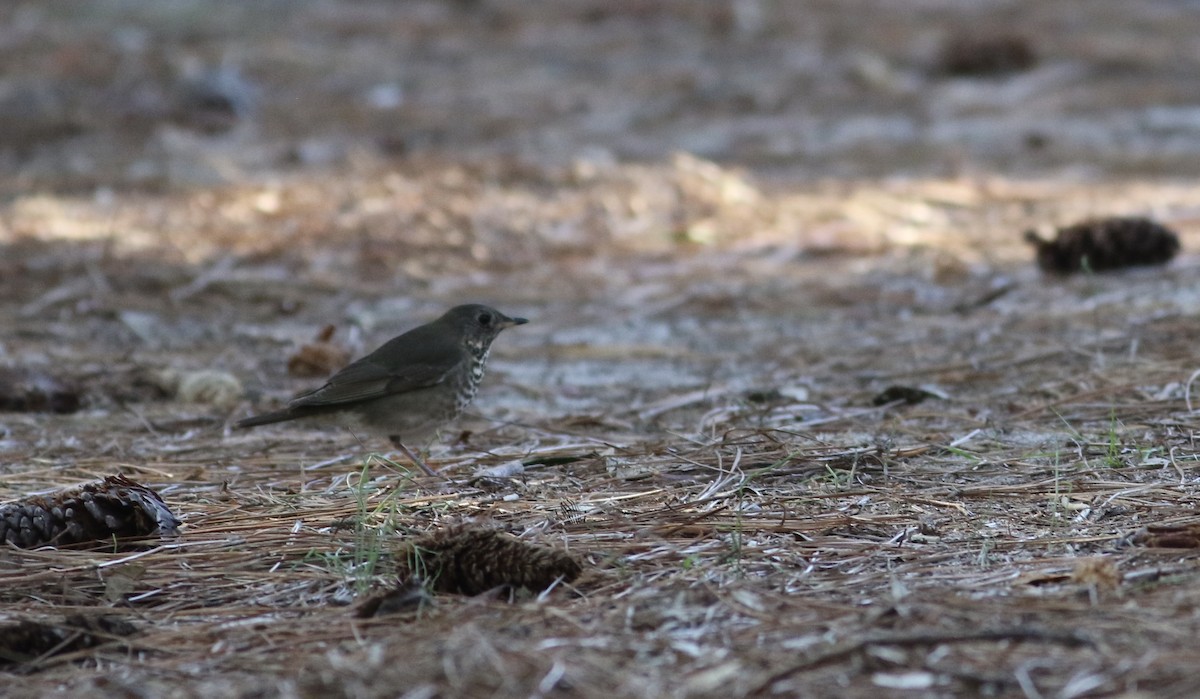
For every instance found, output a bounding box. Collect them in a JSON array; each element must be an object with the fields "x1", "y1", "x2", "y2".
[
  {"x1": 744, "y1": 450, "x2": 802, "y2": 481},
  {"x1": 1051, "y1": 449, "x2": 1061, "y2": 513},
  {"x1": 976, "y1": 539, "x2": 993, "y2": 568},
  {"x1": 1102, "y1": 411, "x2": 1124, "y2": 469},
  {"x1": 942, "y1": 445, "x2": 981, "y2": 462},
  {"x1": 718, "y1": 487, "x2": 748, "y2": 578},
  {"x1": 821, "y1": 465, "x2": 854, "y2": 488},
  {"x1": 404, "y1": 543, "x2": 434, "y2": 586},
  {"x1": 344, "y1": 454, "x2": 405, "y2": 593},
  {"x1": 724, "y1": 523, "x2": 744, "y2": 578}
]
